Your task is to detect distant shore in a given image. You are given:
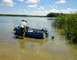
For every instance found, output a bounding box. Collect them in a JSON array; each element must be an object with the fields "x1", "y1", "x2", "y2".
[{"x1": 0, "y1": 14, "x2": 46, "y2": 17}]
